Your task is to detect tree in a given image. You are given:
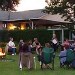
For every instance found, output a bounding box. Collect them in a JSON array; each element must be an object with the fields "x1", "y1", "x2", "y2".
[
  {"x1": 44, "y1": 0, "x2": 75, "y2": 22},
  {"x1": 0, "y1": 0, "x2": 20, "y2": 11}
]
